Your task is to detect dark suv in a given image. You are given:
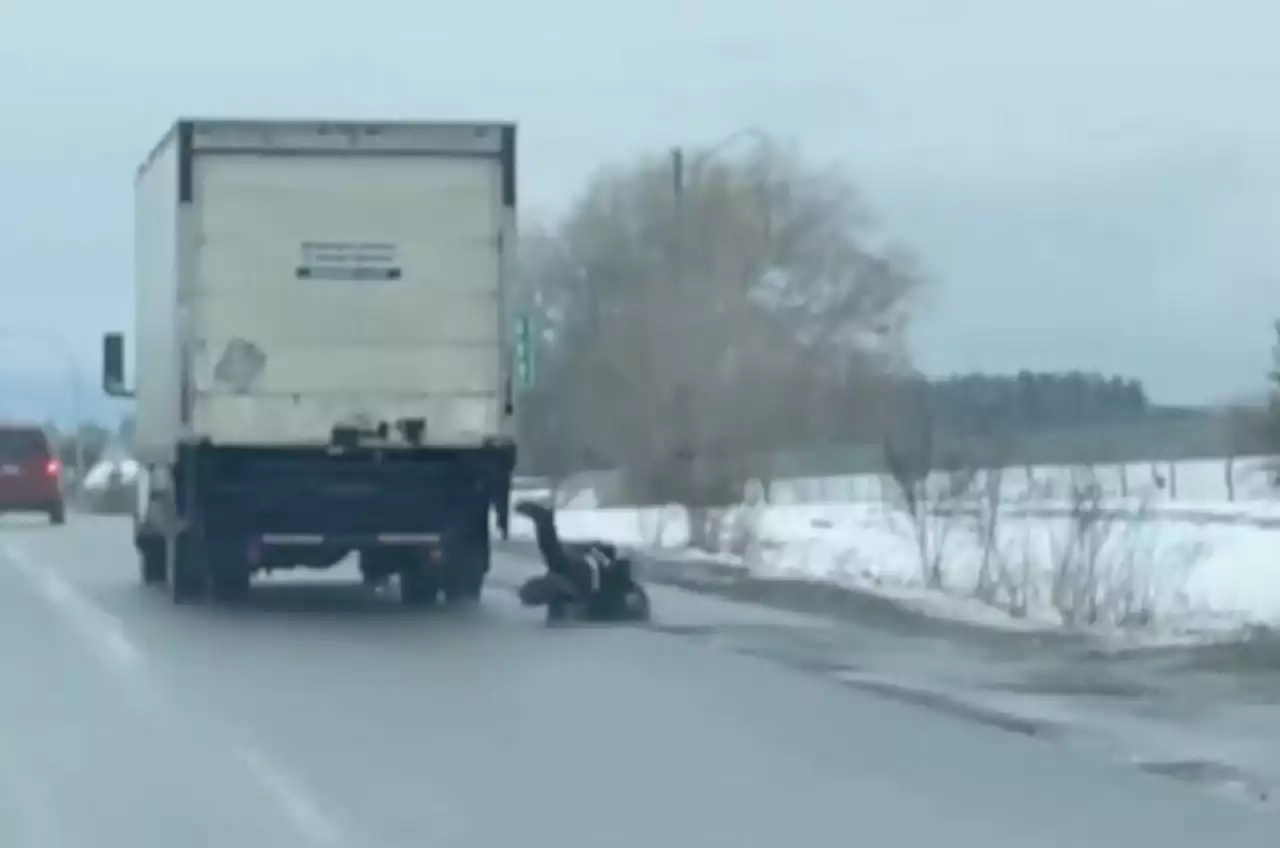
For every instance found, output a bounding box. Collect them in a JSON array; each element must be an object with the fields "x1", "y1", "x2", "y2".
[{"x1": 0, "y1": 424, "x2": 66, "y2": 525}]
